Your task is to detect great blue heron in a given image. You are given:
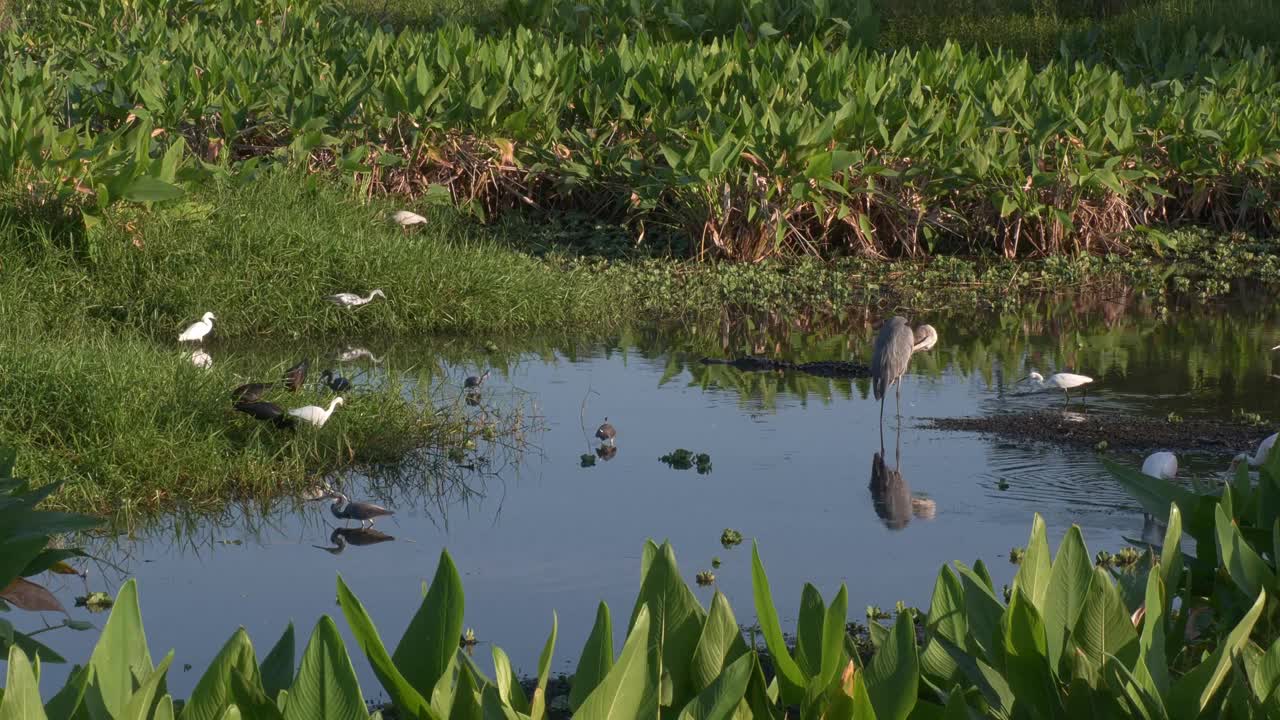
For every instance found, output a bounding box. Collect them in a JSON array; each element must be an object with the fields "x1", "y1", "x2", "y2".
[
  {"x1": 233, "y1": 401, "x2": 296, "y2": 429},
  {"x1": 289, "y1": 397, "x2": 344, "y2": 427},
  {"x1": 327, "y1": 289, "x2": 385, "y2": 307},
  {"x1": 283, "y1": 359, "x2": 309, "y2": 392},
  {"x1": 595, "y1": 418, "x2": 616, "y2": 445},
  {"x1": 231, "y1": 382, "x2": 272, "y2": 404},
  {"x1": 464, "y1": 370, "x2": 490, "y2": 389},
  {"x1": 870, "y1": 317, "x2": 938, "y2": 425},
  {"x1": 319, "y1": 369, "x2": 351, "y2": 392},
  {"x1": 178, "y1": 312, "x2": 216, "y2": 343},
  {"x1": 324, "y1": 491, "x2": 394, "y2": 528},
  {"x1": 1233, "y1": 431, "x2": 1278, "y2": 469},
  {"x1": 869, "y1": 431, "x2": 936, "y2": 530},
  {"x1": 1020, "y1": 371, "x2": 1093, "y2": 403}
]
